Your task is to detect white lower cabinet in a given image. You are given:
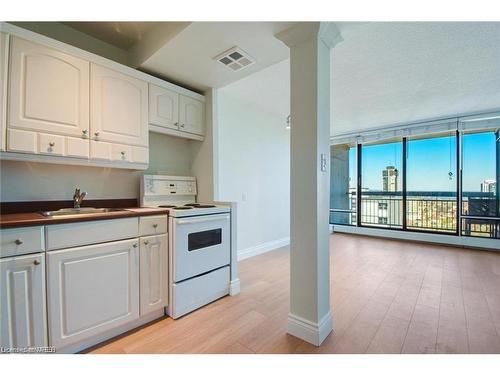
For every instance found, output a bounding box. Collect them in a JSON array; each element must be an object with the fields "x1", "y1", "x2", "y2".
[
  {"x1": 47, "y1": 238, "x2": 139, "y2": 350},
  {"x1": 140, "y1": 234, "x2": 168, "y2": 316},
  {"x1": 0, "y1": 253, "x2": 47, "y2": 349}
]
